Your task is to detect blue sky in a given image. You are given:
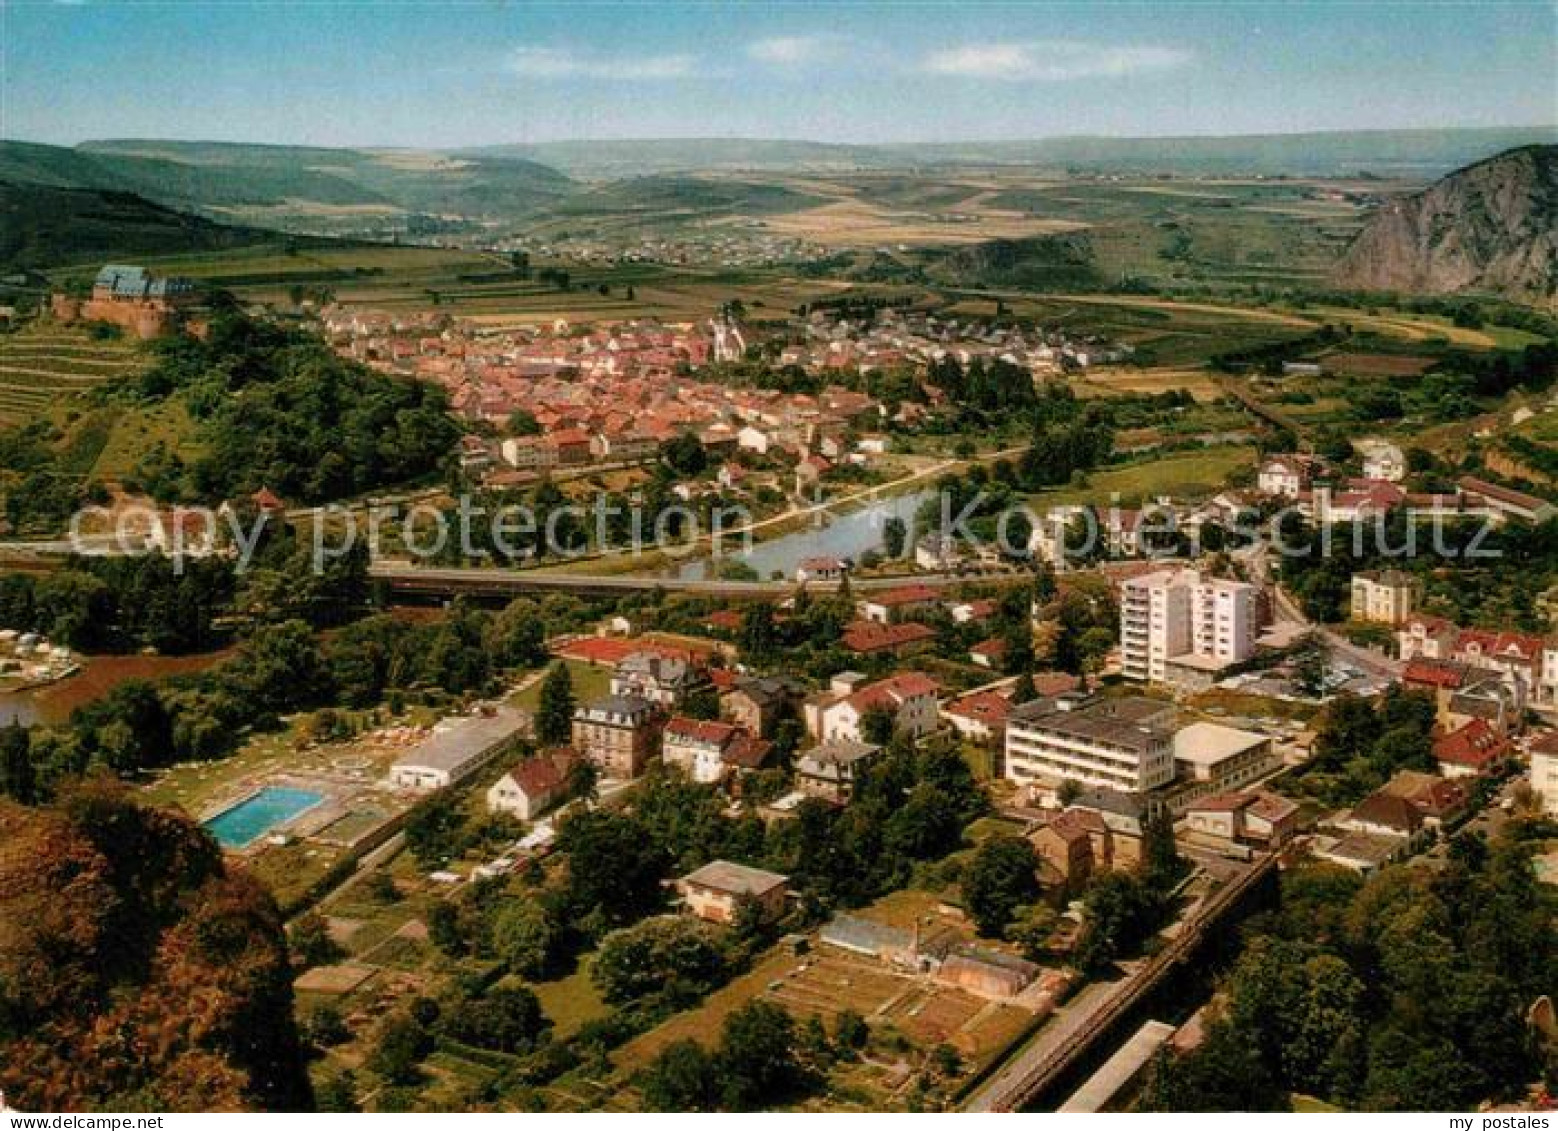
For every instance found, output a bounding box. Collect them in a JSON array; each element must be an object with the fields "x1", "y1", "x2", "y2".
[{"x1": 3, "y1": 1, "x2": 1554, "y2": 147}]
